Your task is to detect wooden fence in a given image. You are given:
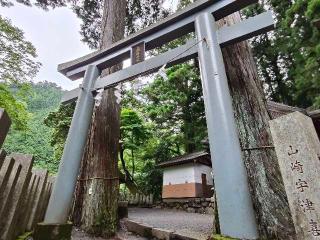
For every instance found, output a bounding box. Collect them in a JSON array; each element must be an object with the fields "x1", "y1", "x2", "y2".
[
  {"x1": 0, "y1": 108, "x2": 54, "y2": 240},
  {"x1": 120, "y1": 192, "x2": 154, "y2": 207}
]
